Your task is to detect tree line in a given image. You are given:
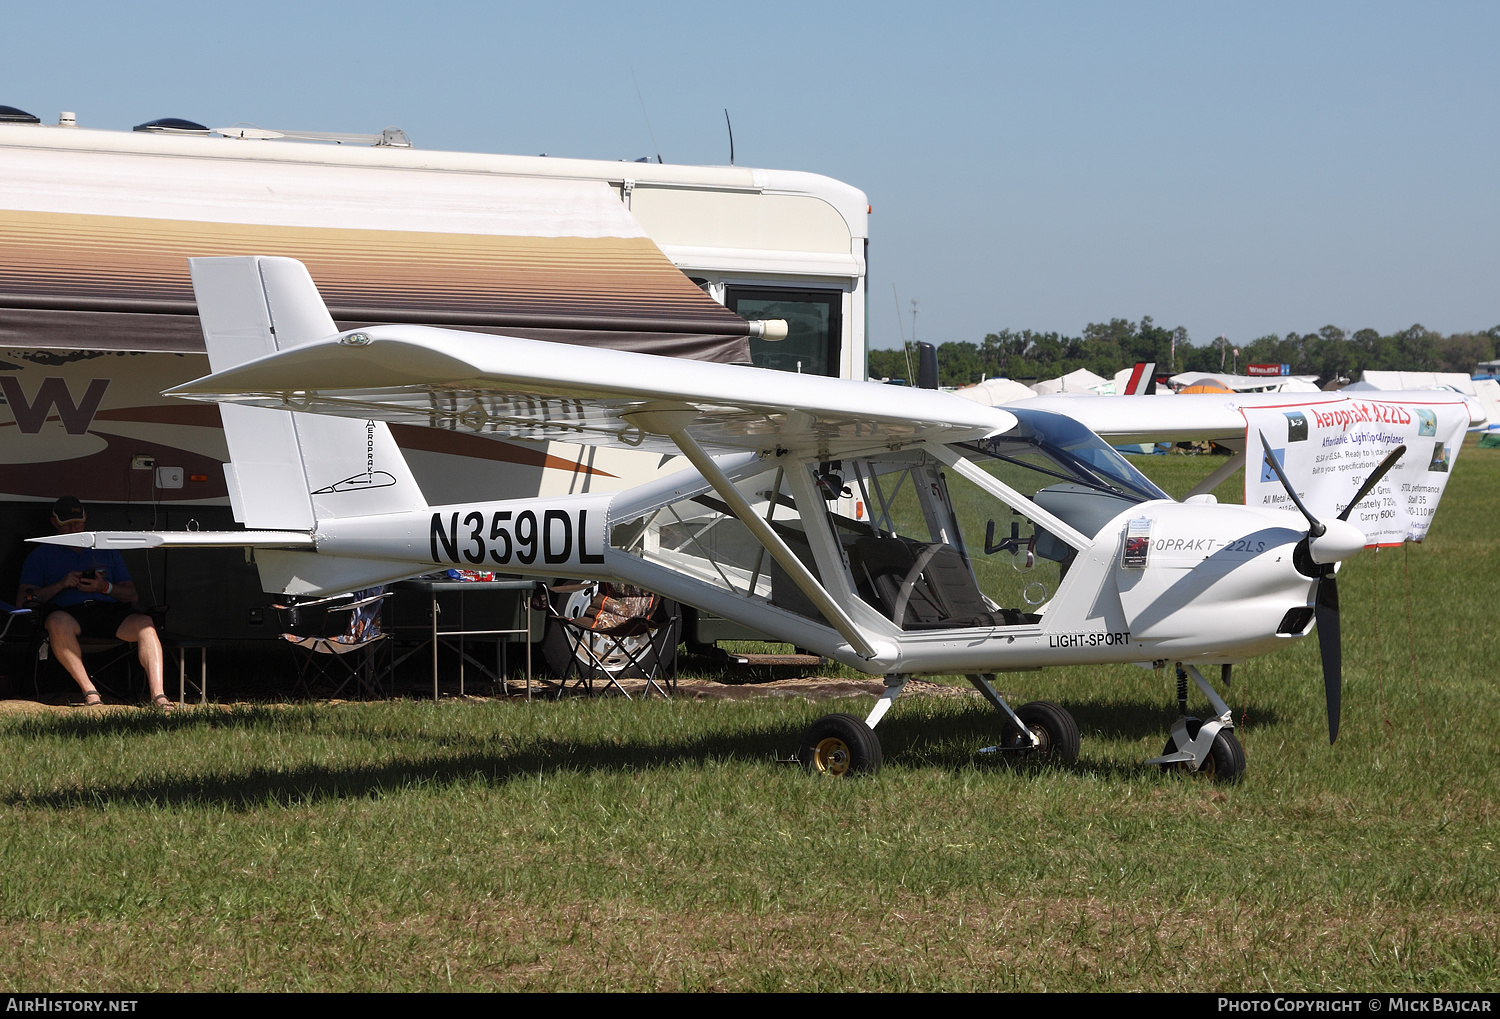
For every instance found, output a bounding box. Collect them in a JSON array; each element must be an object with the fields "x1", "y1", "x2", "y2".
[{"x1": 866, "y1": 317, "x2": 1500, "y2": 388}]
